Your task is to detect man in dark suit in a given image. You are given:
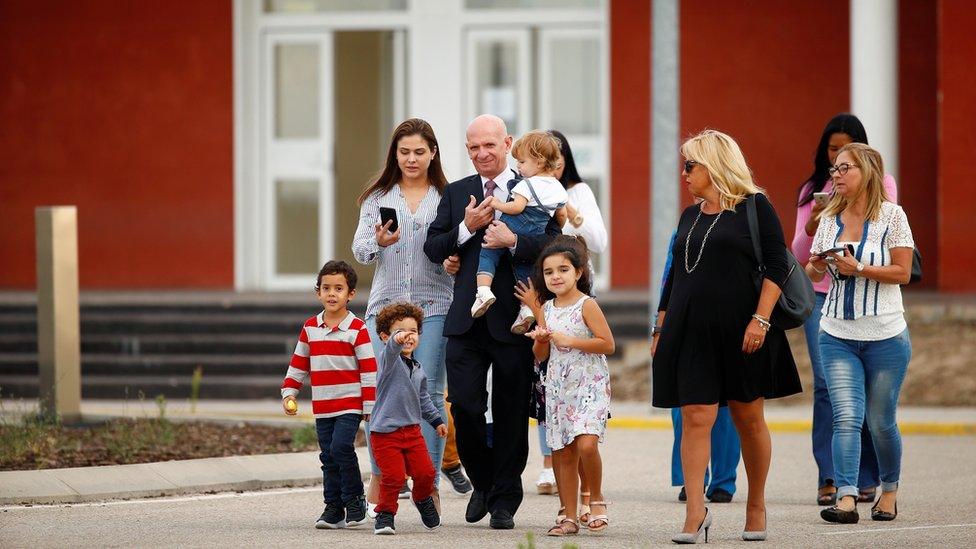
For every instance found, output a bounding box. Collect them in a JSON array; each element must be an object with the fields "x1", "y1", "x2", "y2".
[{"x1": 424, "y1": 115, "x2": 560, "y2": 529}]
